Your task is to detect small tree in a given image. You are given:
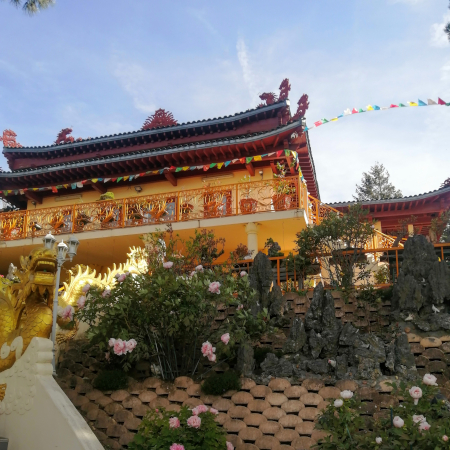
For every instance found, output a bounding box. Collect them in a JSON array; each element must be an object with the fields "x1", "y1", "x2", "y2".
[
  {"x1": 430, "y1": 209, "x2": 450, "y2": 243},
  {"x1": 294, "y1": 205, "x2": 375, "y2": 295},
  {"x1": 3, "y1": 0, "x2": 54, "y2": 14},
  {"x1": 354, "y1": 162, "x2": 402, "y2": 201}
]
